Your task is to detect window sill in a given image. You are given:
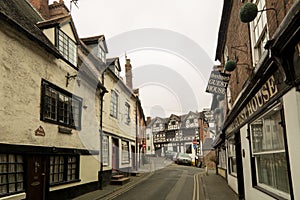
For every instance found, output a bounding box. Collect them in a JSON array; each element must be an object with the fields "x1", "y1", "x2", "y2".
[
  {"x1": 58, "y1": 126, "x2": 72, "y2": 134},
  {"x1": 50, "y1": 179, "x2": 81, "y2": 187},
  {"x1": 253, "y1": 185, "x2": 289, "y2": 200}
]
